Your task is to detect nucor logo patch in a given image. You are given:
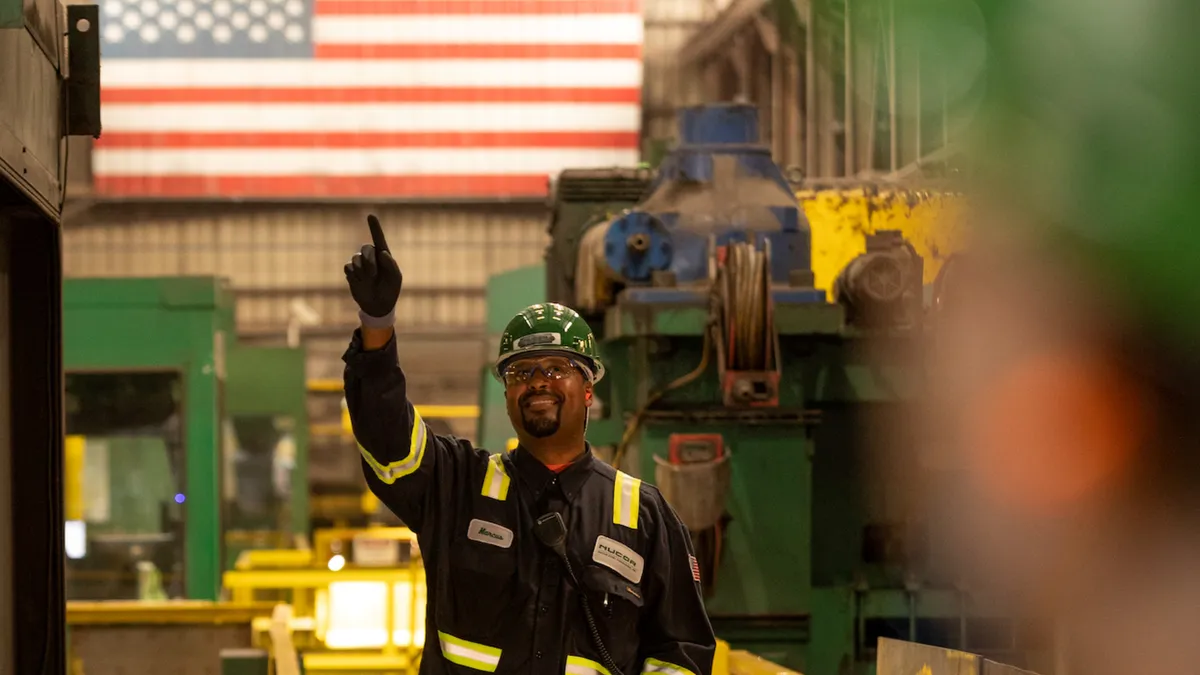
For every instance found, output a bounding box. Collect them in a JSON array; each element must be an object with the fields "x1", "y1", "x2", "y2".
[
  {"x1": 592, "y1": 535, "x2": 643, "y2": 584},
  {"x1": 467, "y1": 518, "x2": 514, "y2": 549}
]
